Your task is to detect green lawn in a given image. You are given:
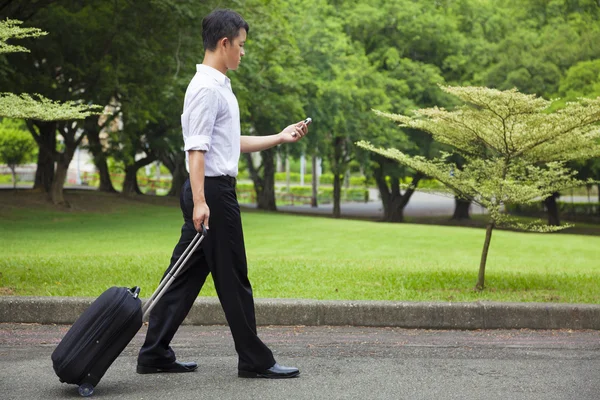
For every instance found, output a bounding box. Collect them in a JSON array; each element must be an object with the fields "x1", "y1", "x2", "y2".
[{"x1": 1, "y1": 190, "x2": 599, "y2": 303}]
